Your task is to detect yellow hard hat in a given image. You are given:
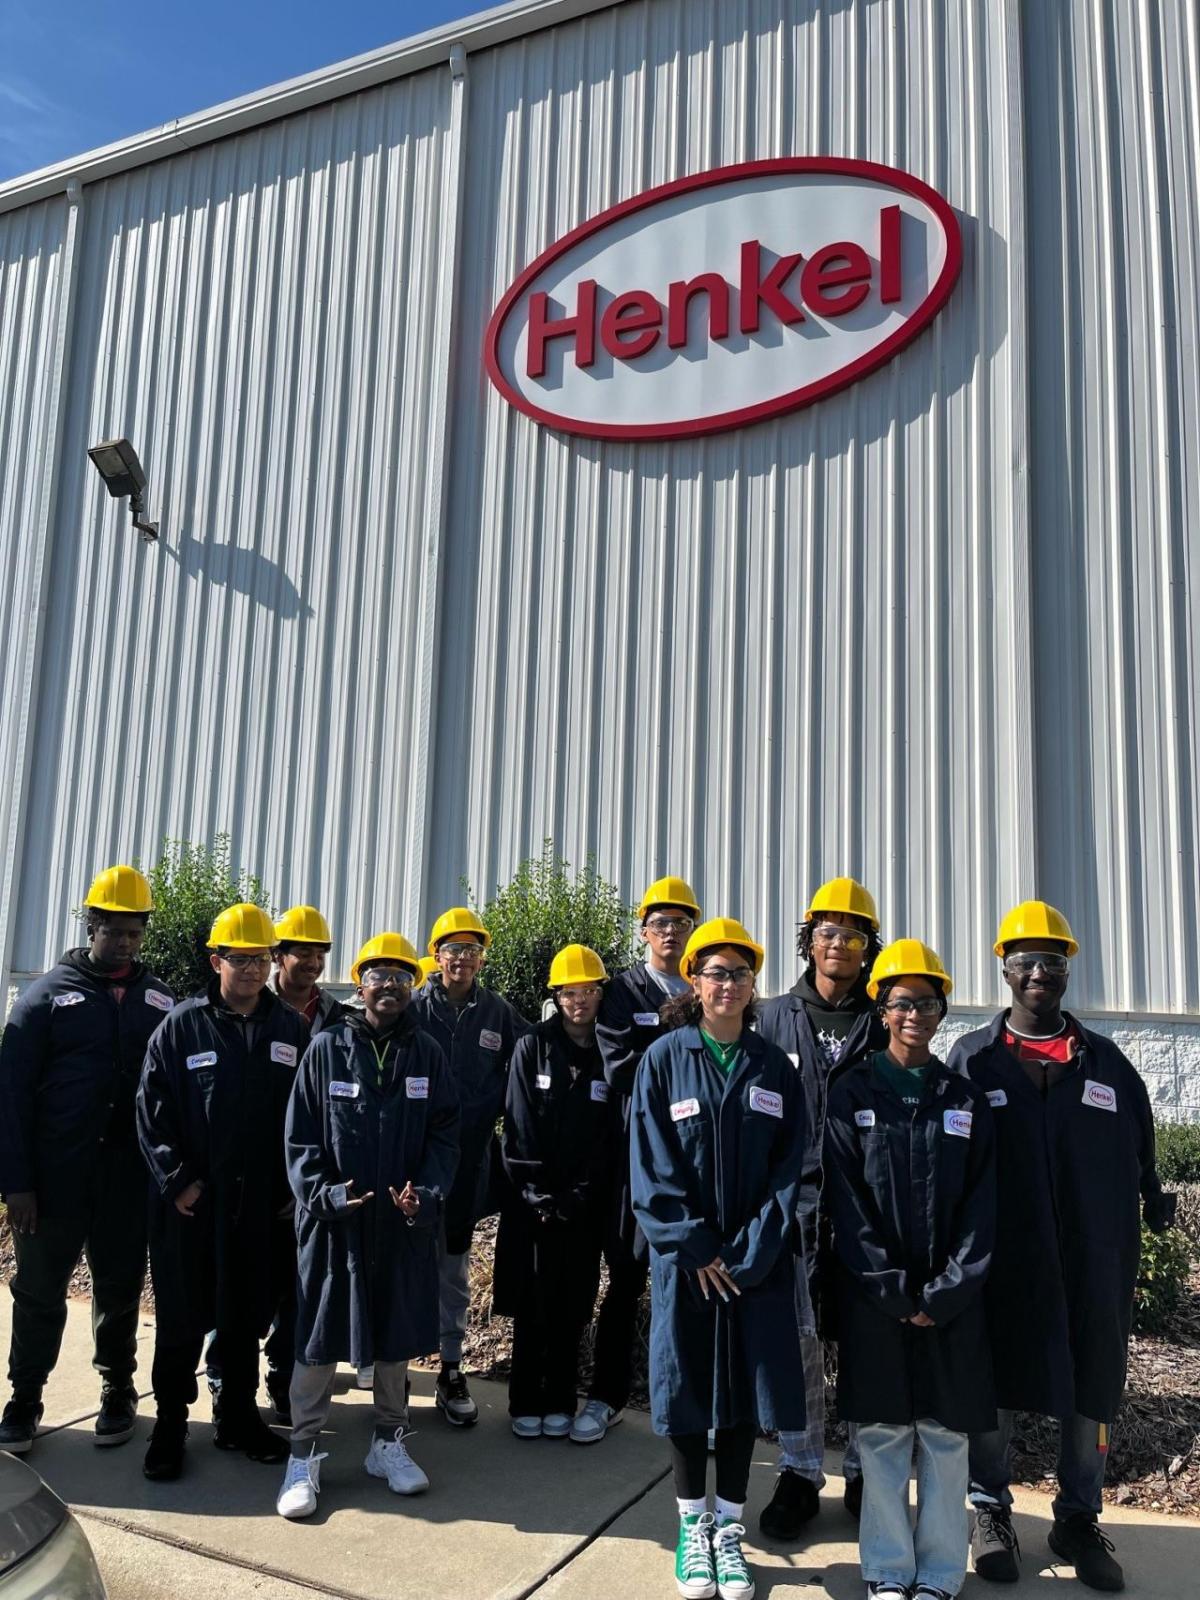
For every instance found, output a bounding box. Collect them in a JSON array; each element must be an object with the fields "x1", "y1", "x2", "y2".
[
  {"x1": 428, "y1": 906, "x2": 491, "y2": 955},
  {"x1": 548, "y1": 944, "x2": 608, "y2": 988},
  {"x1": 274, "y1": 905, "x2": 333, "y2": 945},
  {"x1": 803, "y1": 876, "x2": 880, "y2": 931},
  {"x1": 351, "y1": 932, "x2": 422, "y2": 986},
  {"x1": 83, "y1": 864, "x2": 154, "y2": 915},
  {"x1": 993, "y1": 900, "x2": 1079, "y2": 958},
  {"x1": 680, "y1": 917, "x2": 765, "y2": 981},
  {"x1": 866, "y1": 938, "x2": 953, "y2": 999},
  {"x1": 416, "y1": 955, "x2": 439, "y2": 987},
  {"x1": 637, "y1": 876, "x2": 701, "y2": 920},
  {"x1": 207, "y1": 903, "x2": 277, "y2": 951}
]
